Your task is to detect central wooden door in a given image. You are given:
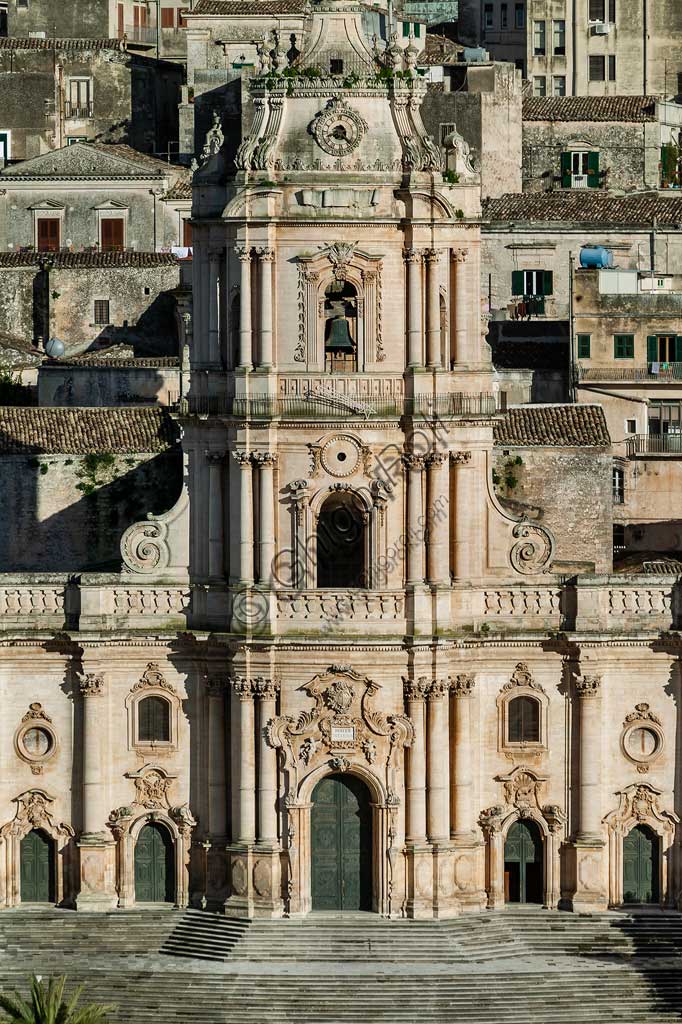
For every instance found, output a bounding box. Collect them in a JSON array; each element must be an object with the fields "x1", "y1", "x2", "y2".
[
  {"x1": 311, "y1": 774, "x2": 371, "y2": 911},
  {"x1": 20, "y1": 829, "x2": 54, "y2": 903},
  {"x1": 504, "y1": 819, "x2": 543, "y2": 904},
  {"x1": 134, "y1": 822, "x2": 174, "y2": 903},
  {"x1": 623, "y1": 824, "x2": 659, "y2": 904}
]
